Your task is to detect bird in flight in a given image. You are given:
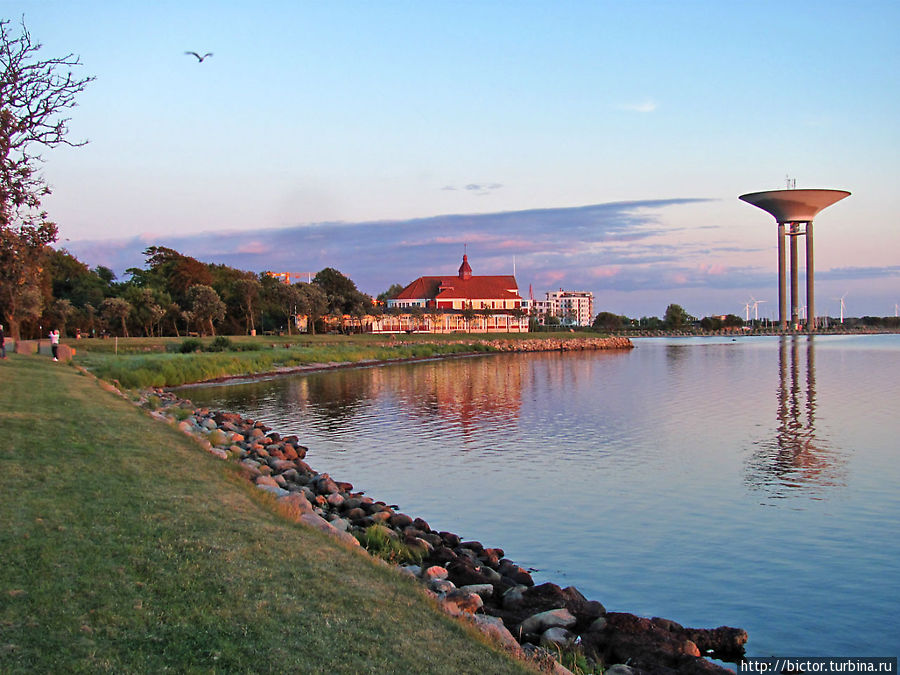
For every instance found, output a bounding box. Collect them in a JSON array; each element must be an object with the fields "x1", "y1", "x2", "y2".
[{"x1": 185, "y1": 51, "x2": 213, "y2": 62}]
